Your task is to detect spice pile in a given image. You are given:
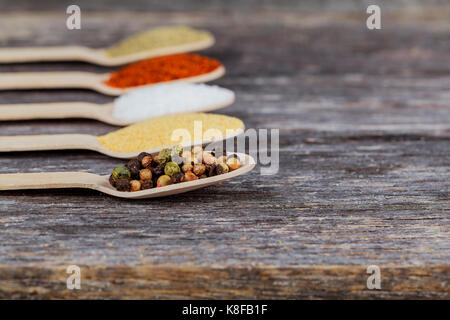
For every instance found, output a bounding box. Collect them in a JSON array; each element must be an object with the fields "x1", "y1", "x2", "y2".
[
  {"x1": 109, "y1": 145, "x2": 243, "y2": 192},
  {"x1": 104, "y1": 53, "x2": 221, "y2": 89},
  {"x1": 105, "y1": 26, "x2": 213, "y2": 58},
  {"x1": 113, "y1": 83, "x2": 235, "y2": 122},
  {"x1": 97, "y1": 113, "x2": 244, "y2": 153}
]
